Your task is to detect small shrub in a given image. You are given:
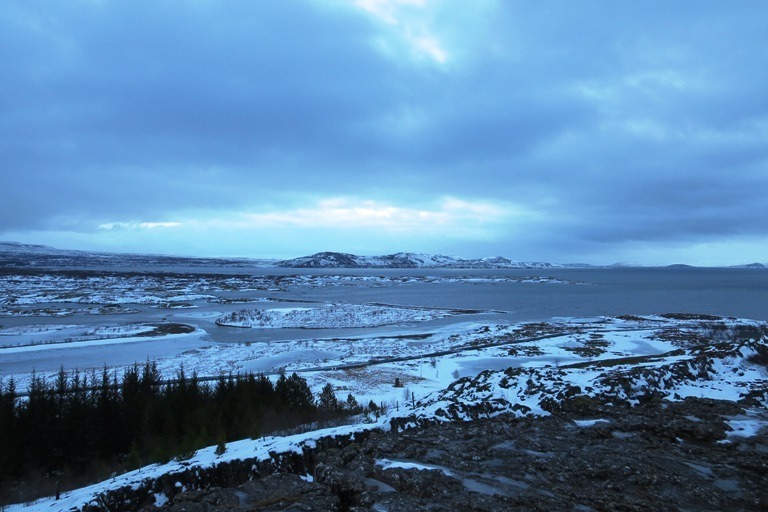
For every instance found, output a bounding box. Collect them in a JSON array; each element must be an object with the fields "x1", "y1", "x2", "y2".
[{"x1": 173, "y1": 450, "x2": 196, "y2": 462}]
